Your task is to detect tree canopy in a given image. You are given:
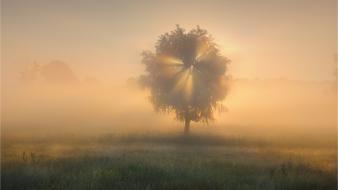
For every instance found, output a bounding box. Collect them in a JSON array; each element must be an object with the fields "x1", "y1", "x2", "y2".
[{"x1": 140, "y1": 25, "x2": 230, "y2": 133}]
